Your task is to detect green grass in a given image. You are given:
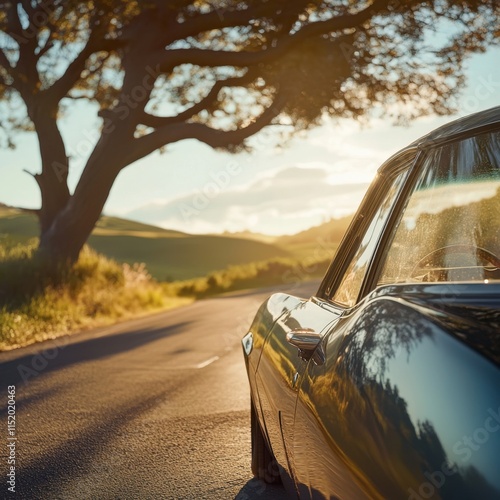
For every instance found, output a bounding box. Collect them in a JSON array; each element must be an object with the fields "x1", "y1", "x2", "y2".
[
  {"x1": 0, "y1": 207, "x2": 351, "y2": 279},
  {"x1": 0, "y1": 206, "x2": 39, "y2": 242},
  {"x1": 89, "y1": 233, "x2": 291, "y2": 281},
  {"x1": 0, "y1": 208, "x2": 292, "y2": 280}
]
